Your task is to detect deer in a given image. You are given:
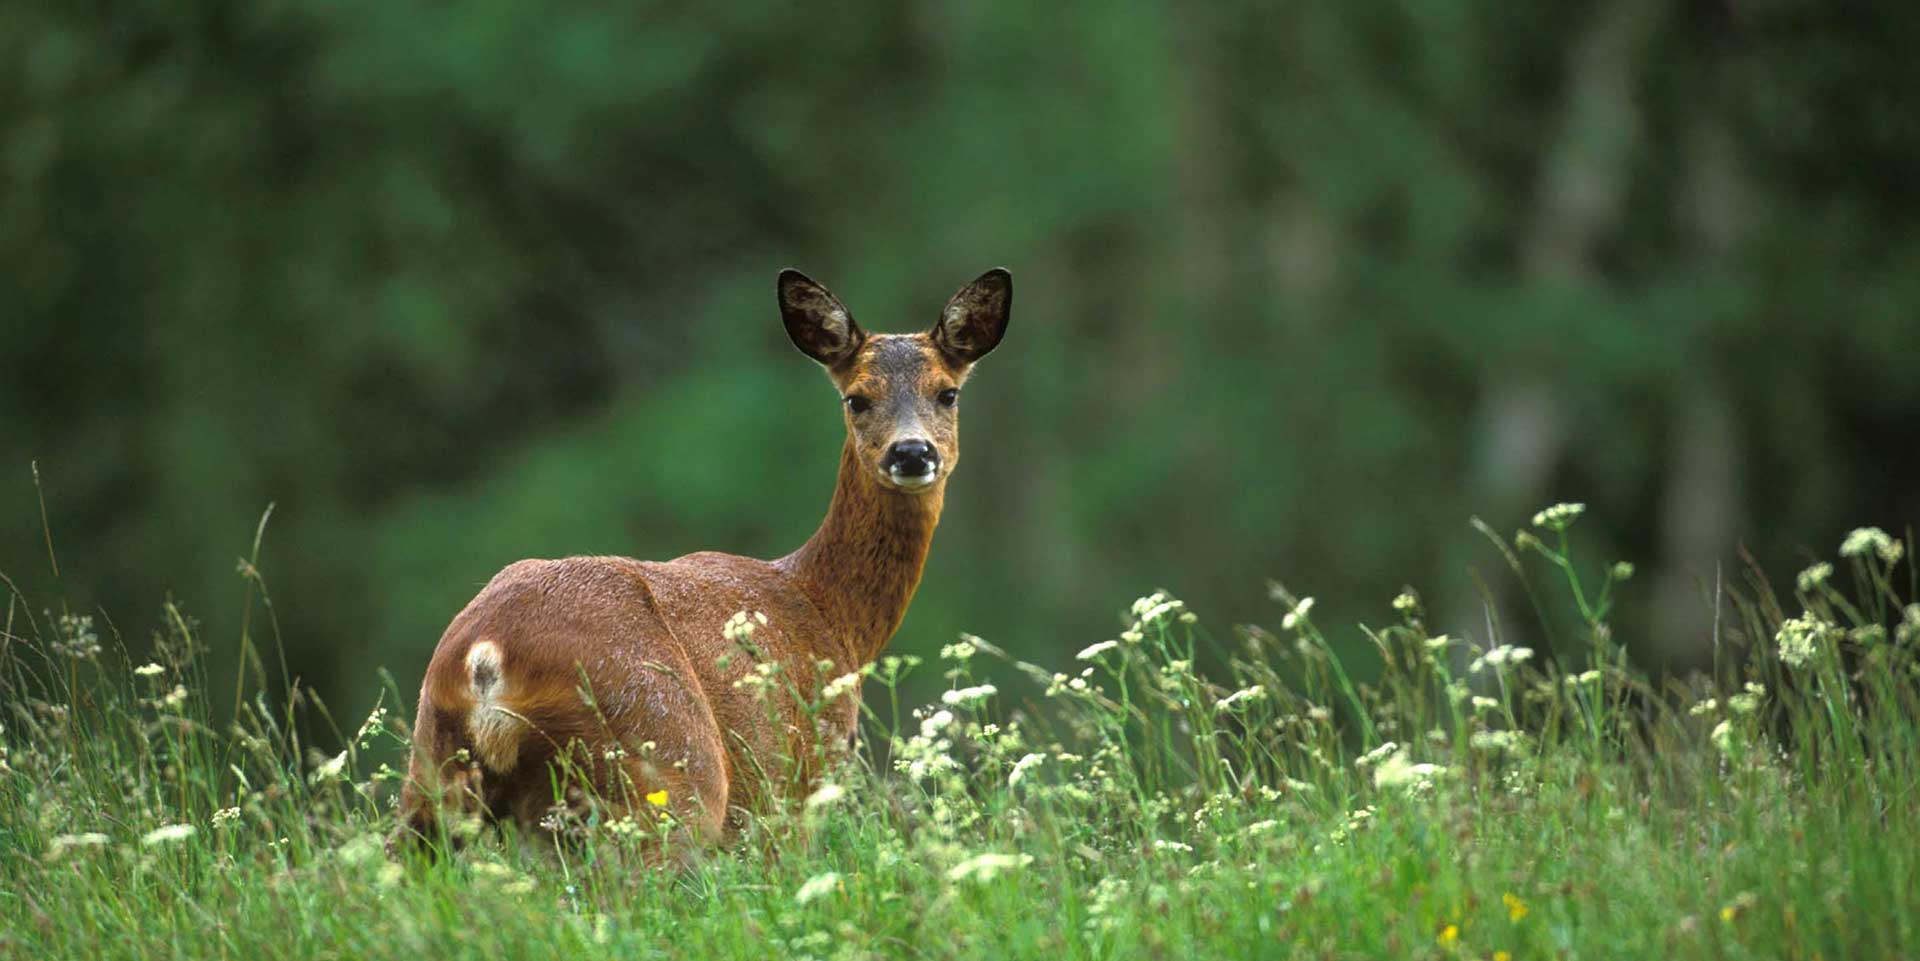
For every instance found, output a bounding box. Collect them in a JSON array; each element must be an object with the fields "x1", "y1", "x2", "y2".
[{"x1": 392, "y1": 267, "x2": 1012, "y2": 854}]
